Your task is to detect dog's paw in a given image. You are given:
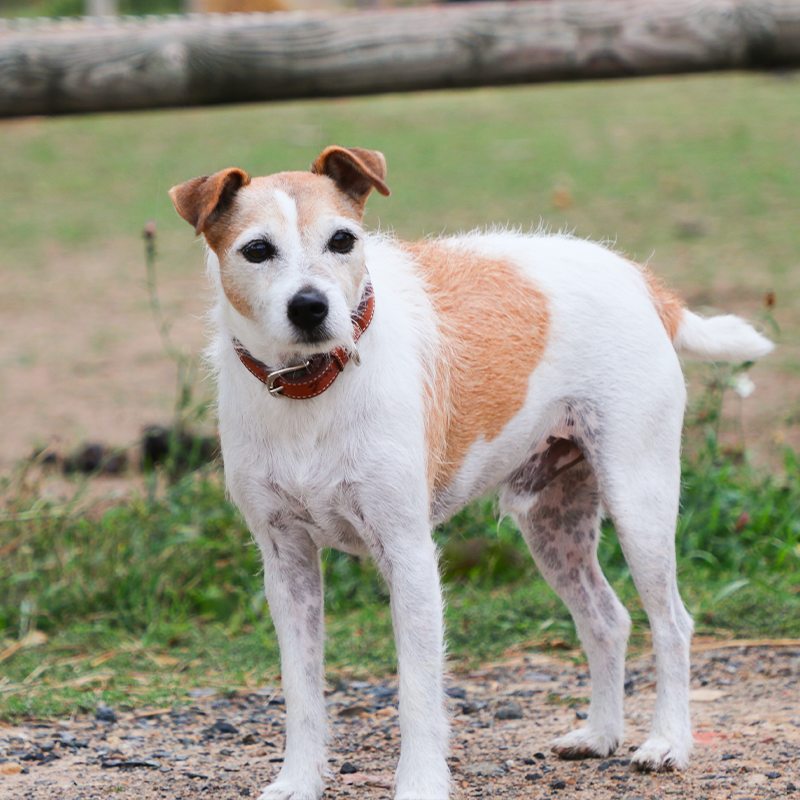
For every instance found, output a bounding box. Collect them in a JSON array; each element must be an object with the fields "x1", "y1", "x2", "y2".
[
  {"x1": 630, "y1": 736, "x2": 691, "y2": 772},
  {"x1": 551, "y1": 727, "x2": 619, "y2": 760},
  {"x1": 394, "y1": 763, "x2": 450, "y2": 800},
  {"x1": 257, "y1": 777, "x2": 324, "y2": 800}
]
